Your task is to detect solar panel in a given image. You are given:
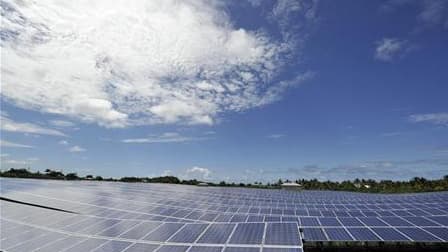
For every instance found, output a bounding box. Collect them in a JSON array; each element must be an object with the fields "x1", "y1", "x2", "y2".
[
  {"x1": 347, "y1": 228, "x2": 381, "y2": 241},
  {"x1": 397, "y1": 228, "x2": 442, "y2": 241},
  {"x1": 1, "y1": 177, "x2": 447, "y2": 252},
  {"x1": 229, "y1": 223, "x2": 264, "y2": 244},
  {"x1": 119, "y1": 222, "x2": 162, "y2": 239},
  {"x1": 371, "y1": 228, "x2": 410, "y2": 241},
  {"x1": 121, "y1": 243, "x2": 159, "y2": 252},
  {"x1": 142, "y1": 223, "x2": 185, "y2": 241},
  {"x1": 196, "y1": 223, "x2": 235, "y2": 244},
  {"x1": 423, "y1": 228, "x2": 448, "y2": 241},
  {"x1": 324, "y1": 228, "x2": 354, "y2": 241},
  {"x1": 168, "y1": 223, "x2": 208, "y2": 243},
  {"x1": 265, "y1": 222, "x2": 301, "y2": 246},
  {"x1": 302, "y1": 228, "x2": 327, "y2": 241}
]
